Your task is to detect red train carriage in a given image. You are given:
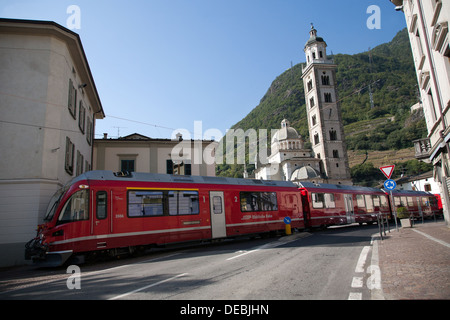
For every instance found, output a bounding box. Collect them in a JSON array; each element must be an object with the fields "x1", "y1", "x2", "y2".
[
  {"x1": 298, "y1": 182, "x2": 391, "y2": 228},
  {"x1": 25, "y1": 171, "x2": 303, "y2": 267},
  {"x1": 385, "y1": 189, "x2": 441, "y2": 220}
]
